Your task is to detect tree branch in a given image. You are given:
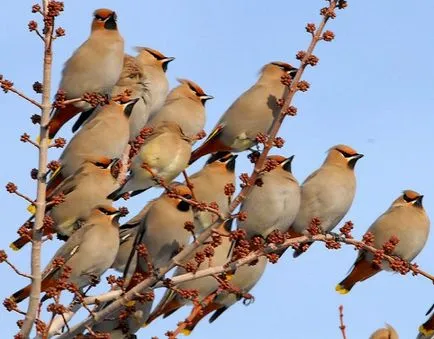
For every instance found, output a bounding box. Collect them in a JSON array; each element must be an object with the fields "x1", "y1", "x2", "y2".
[
  {"x1": 338, "y1": 305, "x2": 347, "y2": 339},
  {"x1": 20, "y1": 0, "x2": 53, "y2": 336}
]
